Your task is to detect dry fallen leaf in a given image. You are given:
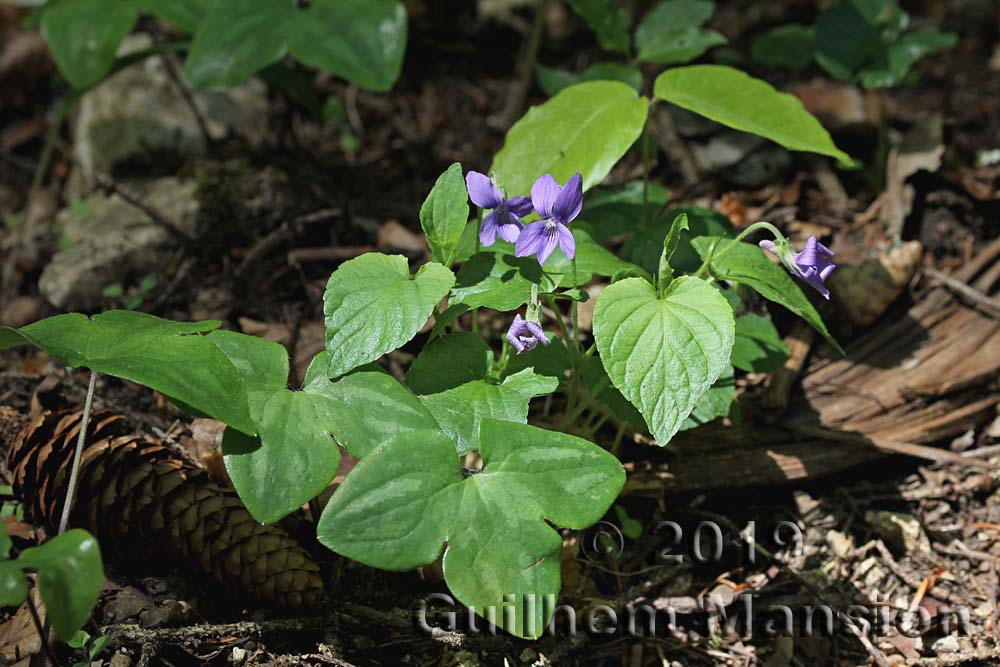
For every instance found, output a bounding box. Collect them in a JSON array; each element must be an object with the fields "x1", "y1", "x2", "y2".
[{"x1": 881, "y1": 117, "x2": 944, "y2": 240}]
